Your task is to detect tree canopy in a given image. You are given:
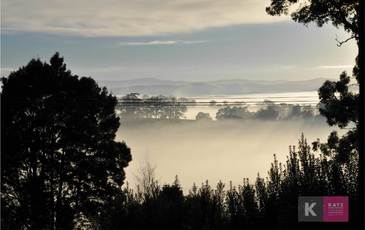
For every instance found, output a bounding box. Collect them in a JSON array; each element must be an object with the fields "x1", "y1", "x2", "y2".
[
  {"x1": 267, "y1": 0, "x2": 360, "y2": 164},
  {"x1": 96, "y1": 134, "x2": 360, "y2": 230},
  {"x1": 118, "y1": 93, "x2": 188, "y2": 120},
  {"x1": 266, "y1": 0, "x2": 360, "y2": 43},
  {"x1": 1, "y1": 53, "x2": 132, "y2": 229}
]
